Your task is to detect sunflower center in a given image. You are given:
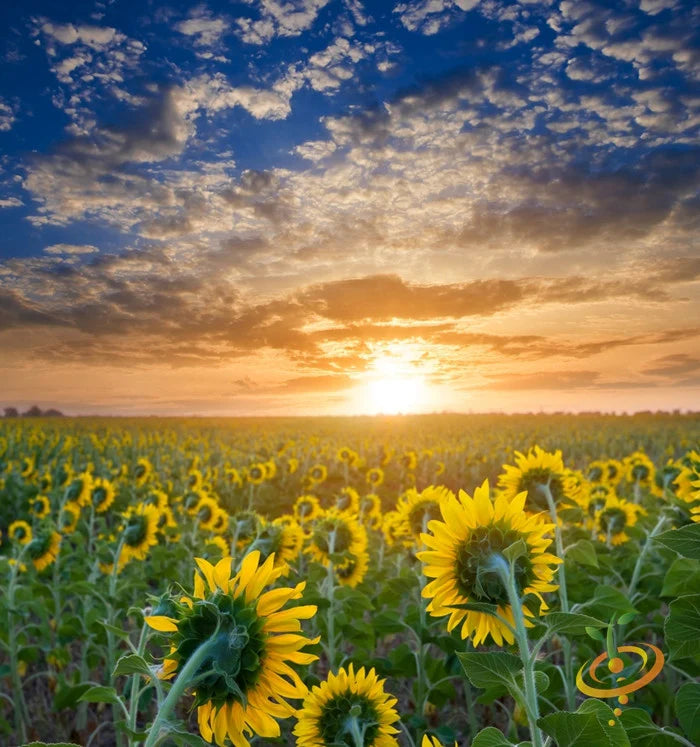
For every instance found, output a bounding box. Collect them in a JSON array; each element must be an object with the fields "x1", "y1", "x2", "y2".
[
  {"x1": 123, "y1": 515, "x2": 148, "y2": 547},
  {"x1": 66, "y1": 479, "x2": 84, "y2": 501},
  {"x1": 631, "y1": 464, "x2": 649, "y2": 481},
  {"x1": 318, "y1": 694, "x2": 380, "y2": 746},
  {"x1": 455, "y1": 524, "x2": 534, "y2": 606},
  {"x1": 175, "y1": 591, "x2": 266, "y2": 710},
  {"x1": 92, "y1": 487, "x2": 107, "y2": 507},
  {"x1": 588, "y1": 466, "x2": 603, "y2": 482},
  {"x1": 27, "y1": 533, "x2": 50, "y2": 559},
  {"x1": 14, "y1": 526, "x2": 26, "y2": 540},
  {"x1": 599, "y1": 507, "x2": 627, "y2": 534},
  {"x1": 134, "y1": 464, "x2": 146, "y2": 479},
  {"x1": 250, "y1": 467, "x2": 263, "y2": 480},
  {"x1": 518, "y1": 468, "x2": 564, "y2": 509},
  {"x1": 33, "y1": 499, "x2": 44, "y2": 512}
]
